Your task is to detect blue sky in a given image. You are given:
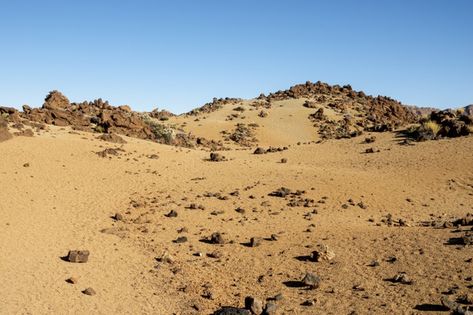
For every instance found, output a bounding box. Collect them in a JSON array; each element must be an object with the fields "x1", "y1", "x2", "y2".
[{"x1": 0, "y1": 0, "x2": 471, "y2": 113}]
